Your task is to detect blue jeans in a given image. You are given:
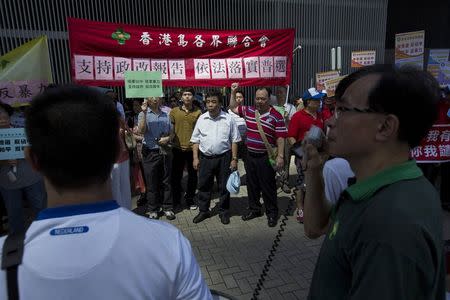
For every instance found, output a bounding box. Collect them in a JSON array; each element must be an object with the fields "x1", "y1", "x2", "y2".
[{"x1": 0, "y1": 181, "x2": 47, "y2": 234}]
